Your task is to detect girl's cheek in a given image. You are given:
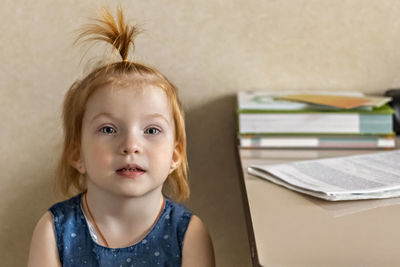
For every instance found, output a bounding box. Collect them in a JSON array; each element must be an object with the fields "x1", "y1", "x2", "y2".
[{"x1": 90, "y1": 146, "x2": 112, "y2": 163}]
